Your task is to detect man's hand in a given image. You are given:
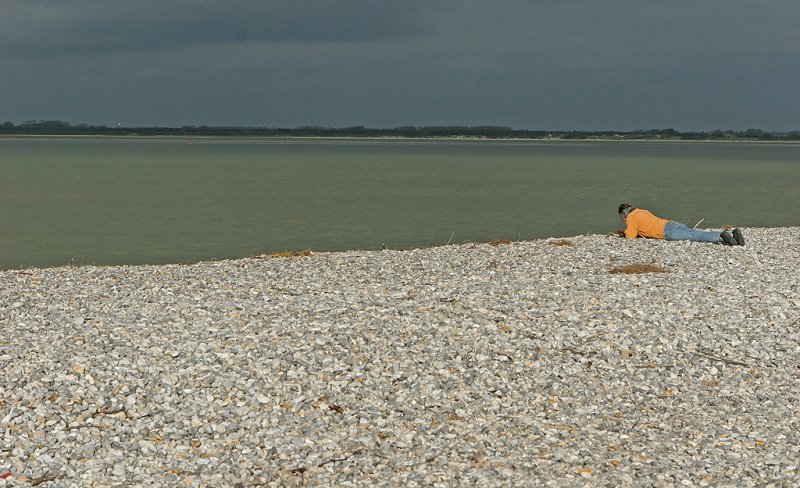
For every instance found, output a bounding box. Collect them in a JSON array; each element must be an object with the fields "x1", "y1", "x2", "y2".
[{"x1": 606, "y1": 230, "x2": 626, "y2": 238}]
